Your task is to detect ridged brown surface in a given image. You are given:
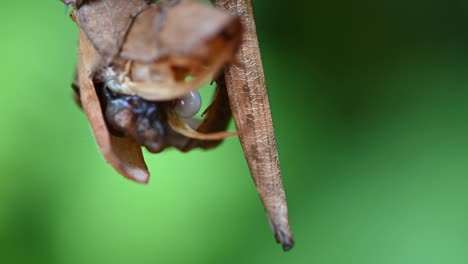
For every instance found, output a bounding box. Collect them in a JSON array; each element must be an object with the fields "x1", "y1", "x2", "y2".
[
  {"x1": 68, "y1": 0, "x2": 292, "y2": 250},
  {"x1": 213, "y1": 0, "x2": 294, "y2": 251}
]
